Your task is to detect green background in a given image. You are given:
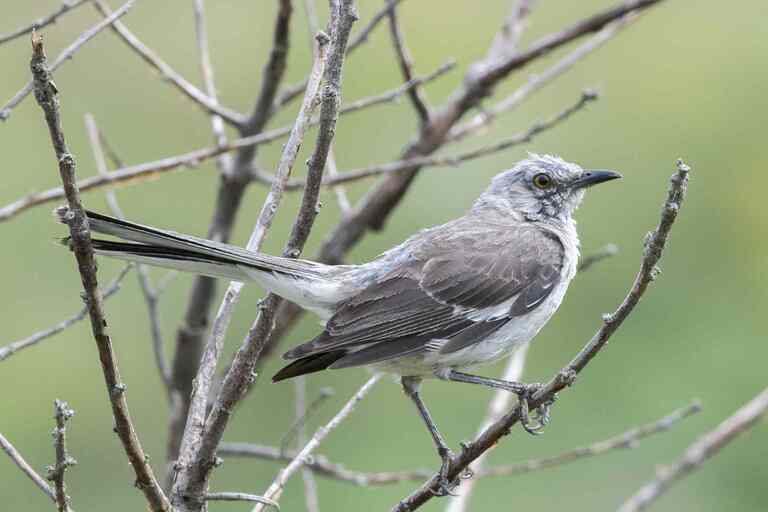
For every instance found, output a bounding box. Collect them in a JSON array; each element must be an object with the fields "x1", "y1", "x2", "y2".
[{"x1": 1, "y1": 1, "x2": 766, "y2": 510}]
